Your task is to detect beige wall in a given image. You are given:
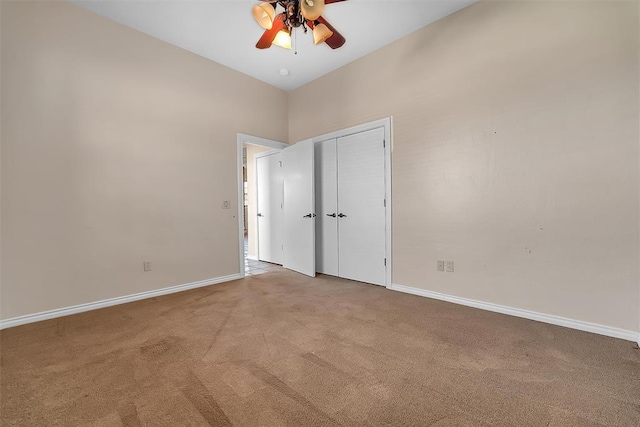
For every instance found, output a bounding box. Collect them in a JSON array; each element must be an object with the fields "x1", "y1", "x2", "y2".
[
  {"x1": 2, "y1": 0, "x2": 639, "y2": 335},
  {"x1": 245, "y1": 144, "x2": 272, "y2": 259},
  {"x1": 0, "y1": 1, "x2": 288, "y2": 319},
  {"x1": 289, "y1": 1, "x2": 640, "y2": 331}
]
